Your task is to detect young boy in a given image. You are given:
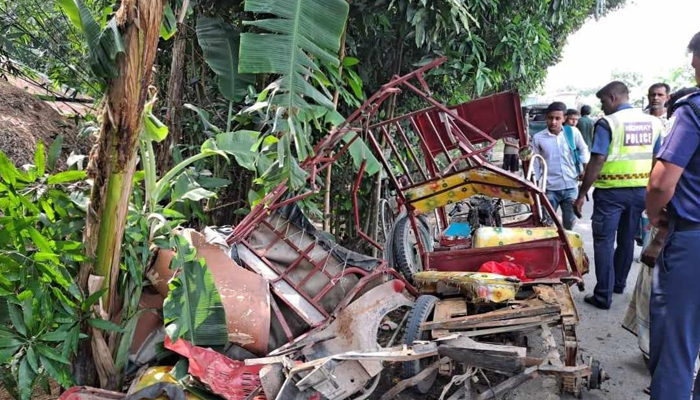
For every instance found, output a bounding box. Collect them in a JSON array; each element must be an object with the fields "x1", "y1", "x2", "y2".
[{"x1": 530, "y1": 102, "x2": 590, "y2": 230}]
